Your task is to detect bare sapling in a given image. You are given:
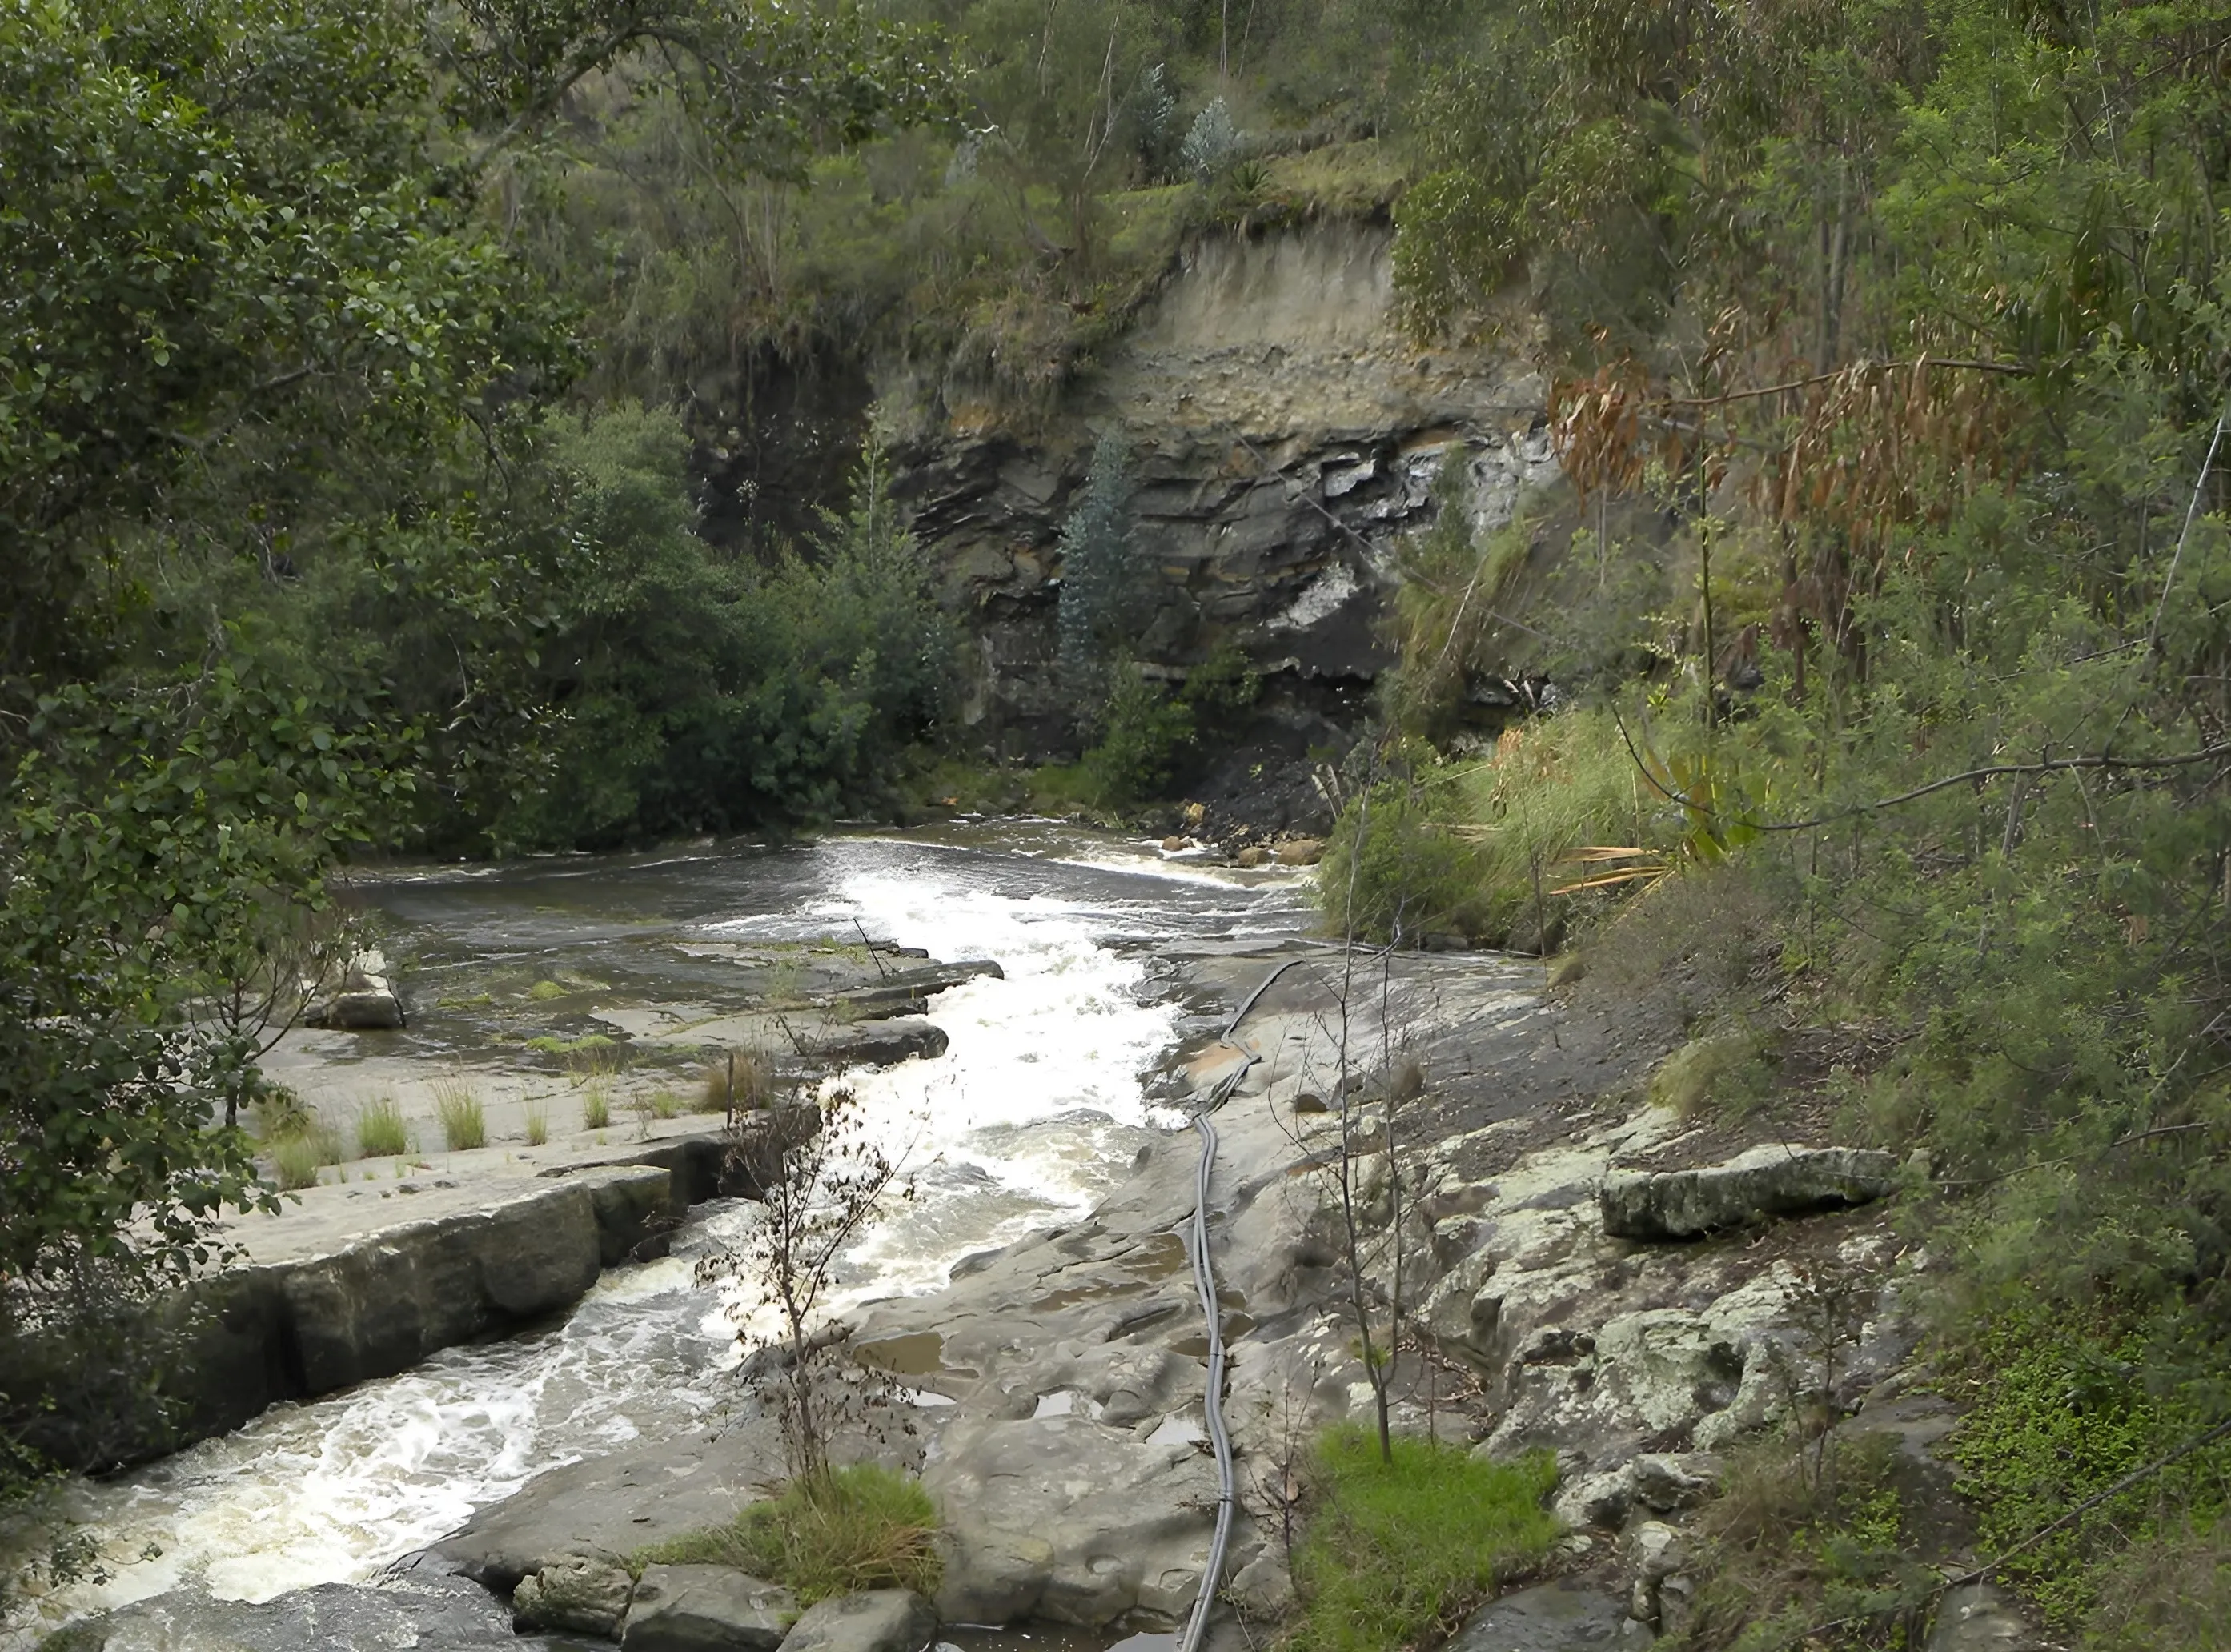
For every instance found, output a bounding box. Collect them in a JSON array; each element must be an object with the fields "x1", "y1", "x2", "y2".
[{"x1": 700, "y1": 1082, "x2": 909, "y2": 1486}]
